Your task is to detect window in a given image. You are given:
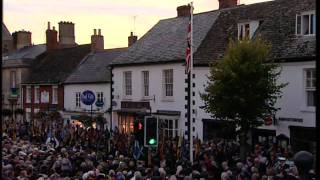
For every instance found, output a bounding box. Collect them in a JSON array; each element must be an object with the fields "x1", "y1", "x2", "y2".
[
  {"x1": 142, "y1": 71, "x2": 149, "y2": 97},
  {"x1": 97, "y1": 92, "x2": 104, "y2": 102},
  {"x1": 52, "y1": 86, "x2": 58, "y2": 104},
  {"x1": 238, "y1": 21, "x2": 259, "y2": 40},
  {"x1": 305, "y1": 69, "x2": 316, "y2": 106},
  {"x1": 76, "y1": 92, "x2": 81, "y2": 108},
  {"x1": 124, "y1": 71, "x2": 132, "y2": 96},
  {"x1": 163, "y1": 69, "x2": 173, "y2": 97},
  {"x1": 26, "y1": 86, "x2": 31, "y2": 103},
  {"x1": 296, "y1": 11, "x2": 316, "y2": 35},
  {"x1": 10, "y1": 71, "x2": 16, "y2": 88},
  {"x1": 34, "y1": 86, "x2": 40, "y2": 103}
]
